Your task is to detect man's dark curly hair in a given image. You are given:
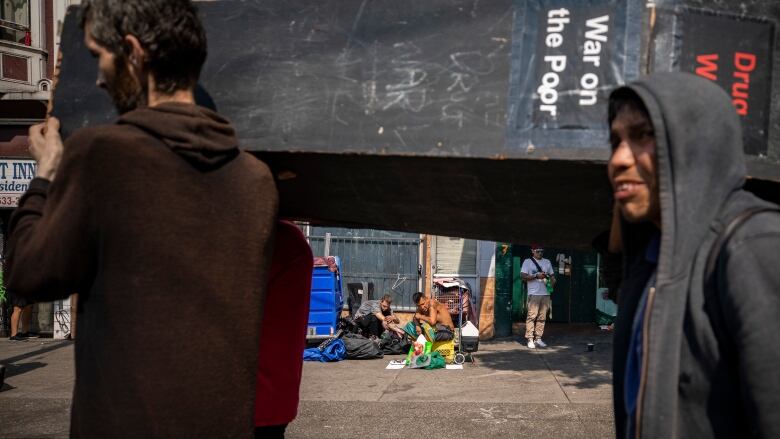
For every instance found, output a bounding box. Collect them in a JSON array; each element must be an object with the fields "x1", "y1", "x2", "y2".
[{"x1": 80, "y1": 0, "x2": 207, "y2": 94}]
